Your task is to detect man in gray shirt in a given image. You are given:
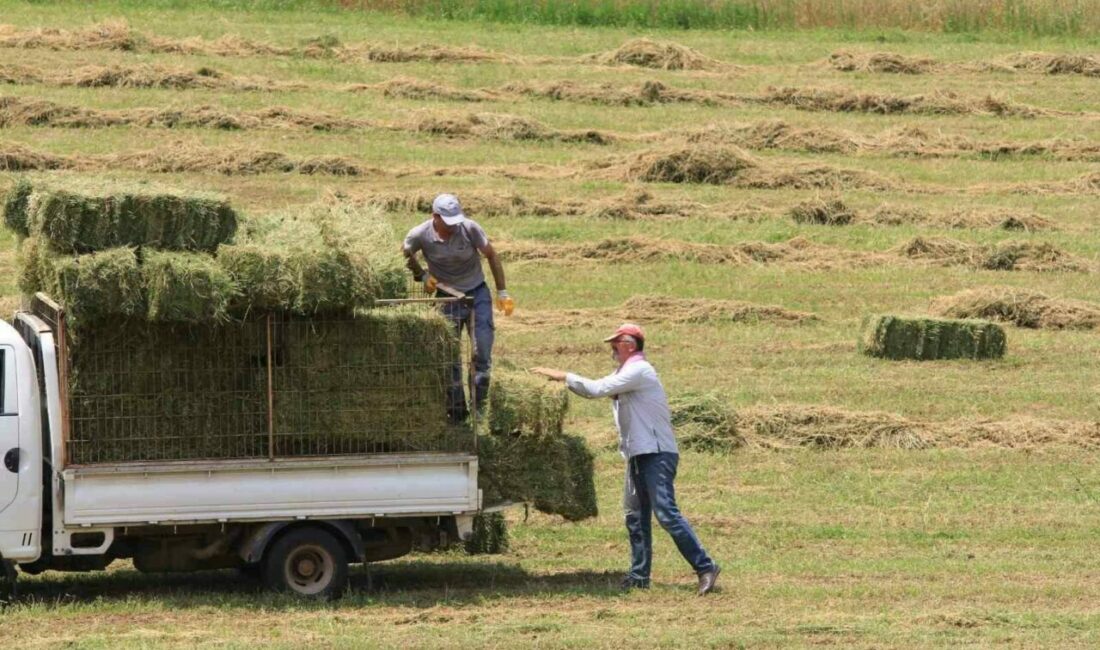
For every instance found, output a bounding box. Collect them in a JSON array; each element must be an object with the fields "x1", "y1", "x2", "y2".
[
  {"x1": 532, "y1": 323, "x2": 720, "y2": 595},
  {"x1": 404, "y1": 193, "x2": 511, "y2": 421}
]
